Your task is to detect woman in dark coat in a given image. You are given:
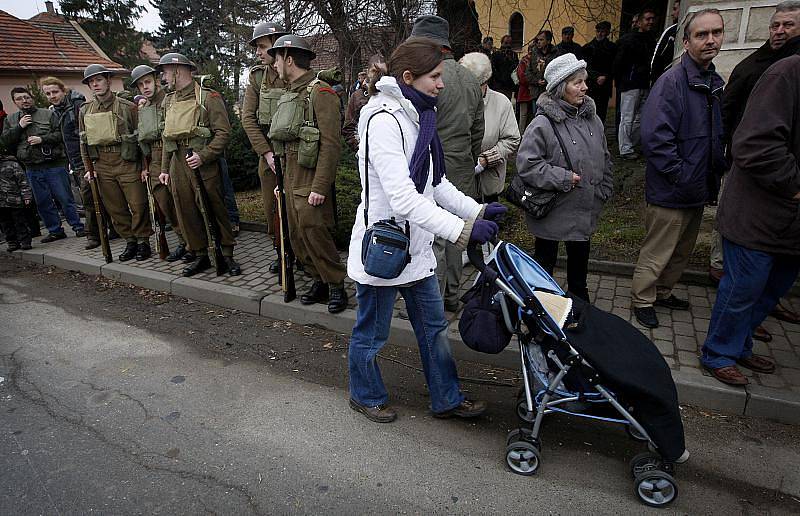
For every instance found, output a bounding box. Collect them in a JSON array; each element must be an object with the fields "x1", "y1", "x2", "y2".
[{"x1": 516, "y1": 53, "x2": 613, "y2": 301}]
